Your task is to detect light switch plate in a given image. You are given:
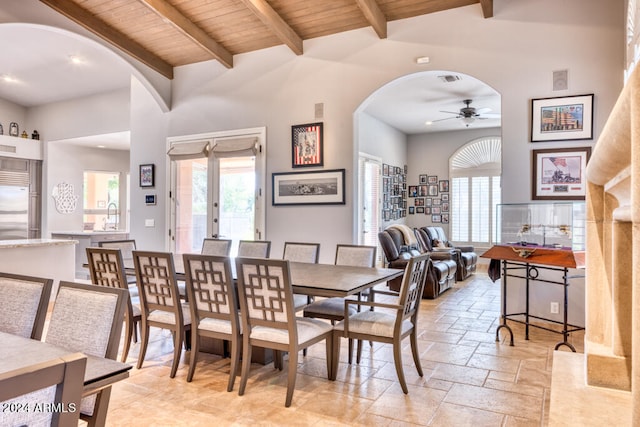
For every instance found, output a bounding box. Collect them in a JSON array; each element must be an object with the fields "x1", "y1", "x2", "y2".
[{"x1": 145, "y1": 219, "x2": 155, "y2": 227}]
